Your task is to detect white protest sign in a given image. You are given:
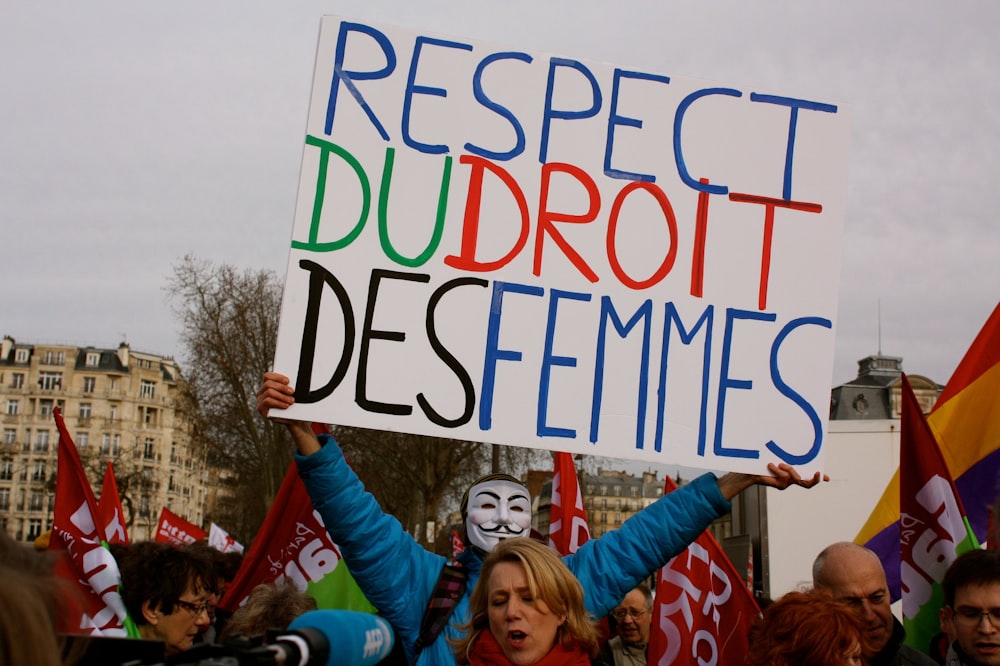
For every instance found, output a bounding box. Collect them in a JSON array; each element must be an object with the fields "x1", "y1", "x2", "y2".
[{"x1": 272, "y1": 16, "x2": 851, "y2": 474}]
